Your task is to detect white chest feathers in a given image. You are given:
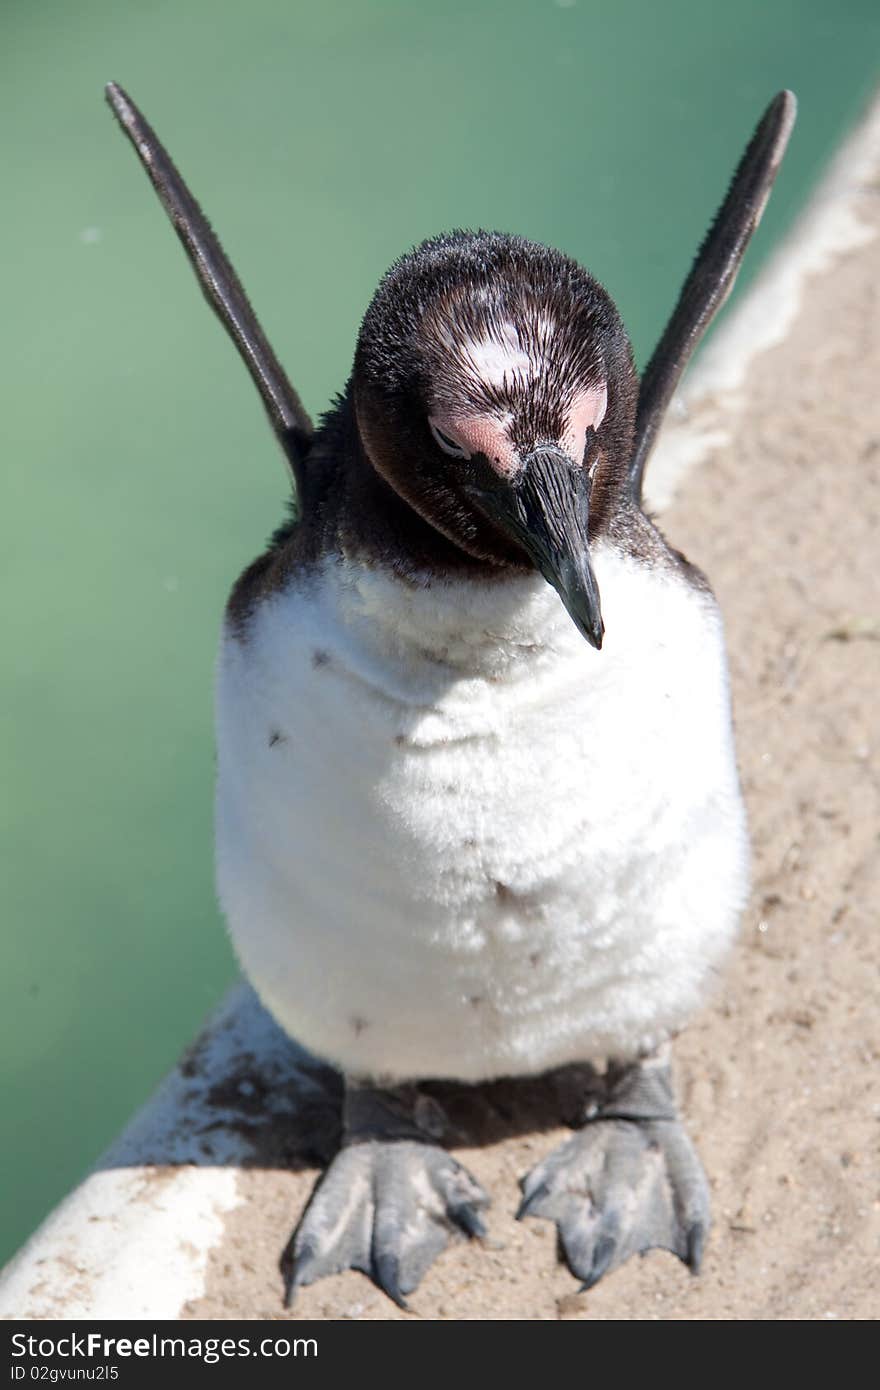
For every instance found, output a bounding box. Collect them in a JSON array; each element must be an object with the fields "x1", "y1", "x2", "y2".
[{"x1": 215, "y1": 544, "x2": 749, "y2": 1083}]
